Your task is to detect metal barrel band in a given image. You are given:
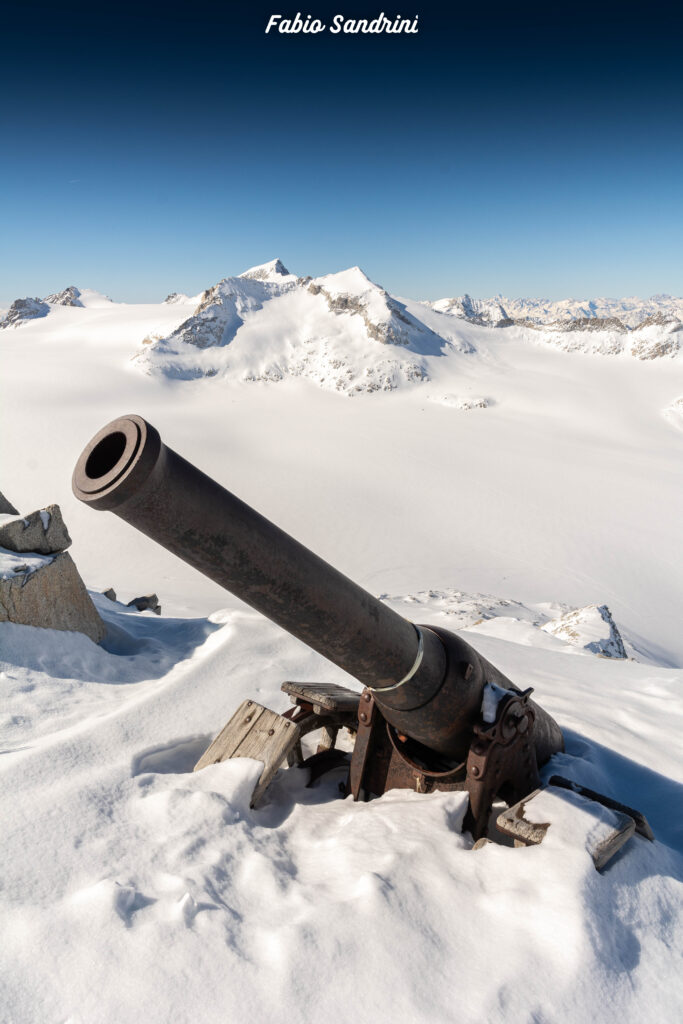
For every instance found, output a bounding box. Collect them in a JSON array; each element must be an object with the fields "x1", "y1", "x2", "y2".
[{"x1": 367, "y1": 625, "x2": 424, "y2": 693}]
